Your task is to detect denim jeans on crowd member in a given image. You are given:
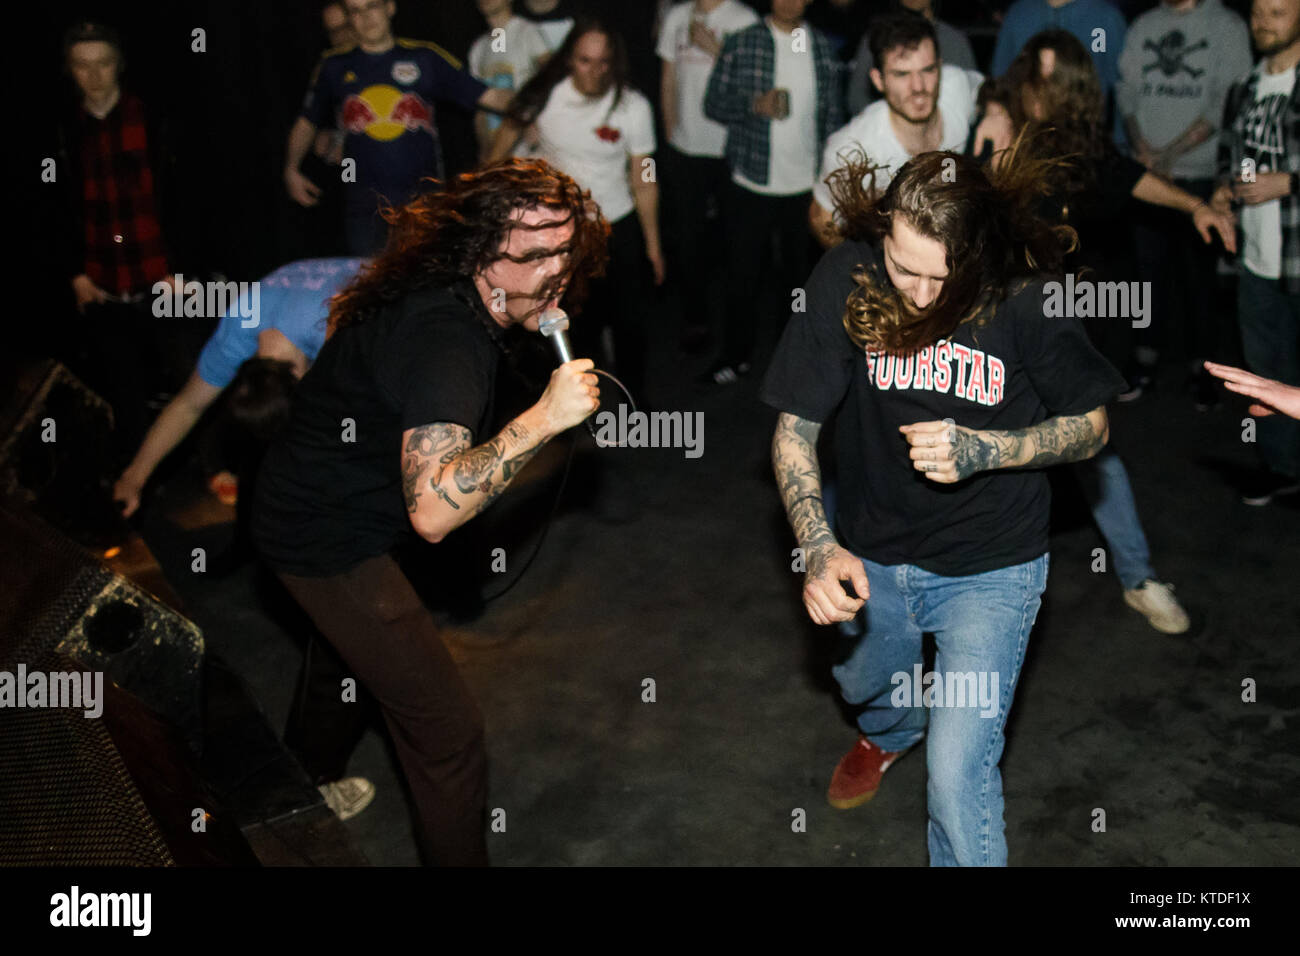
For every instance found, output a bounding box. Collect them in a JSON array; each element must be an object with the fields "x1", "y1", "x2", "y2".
[
  {"x1": 1237, "y1": 269, "x2": 1300, "y2": 479},
  {"x1": 1071, "y1": 445, "x2": 1156, "y2": 590},
  {"x1": 831, "y1": 553, "x2": 1050, "y2": 866}
]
